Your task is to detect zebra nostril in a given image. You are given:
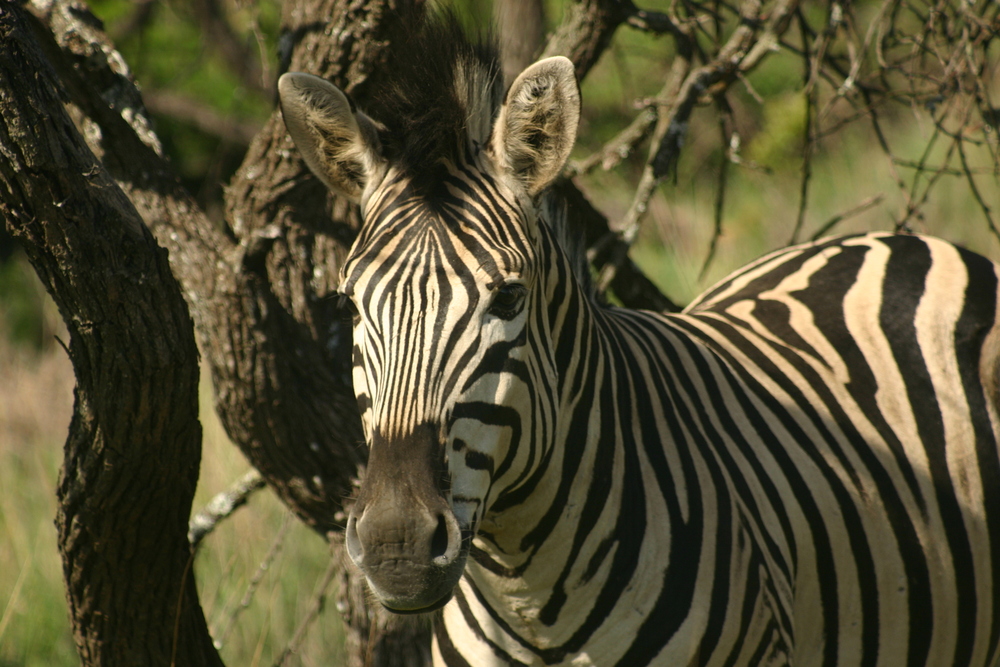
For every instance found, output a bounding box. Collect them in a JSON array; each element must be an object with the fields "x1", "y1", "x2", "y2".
[
  {"x1": 430, "y1": 511, "x2": 462, "y2": 566},
  {"x1": 430, "y1": 514, "x2": 450, "y2": 561},
  {"x1": 345, "y1": 514, "x2": 364, "y2": 567}
]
